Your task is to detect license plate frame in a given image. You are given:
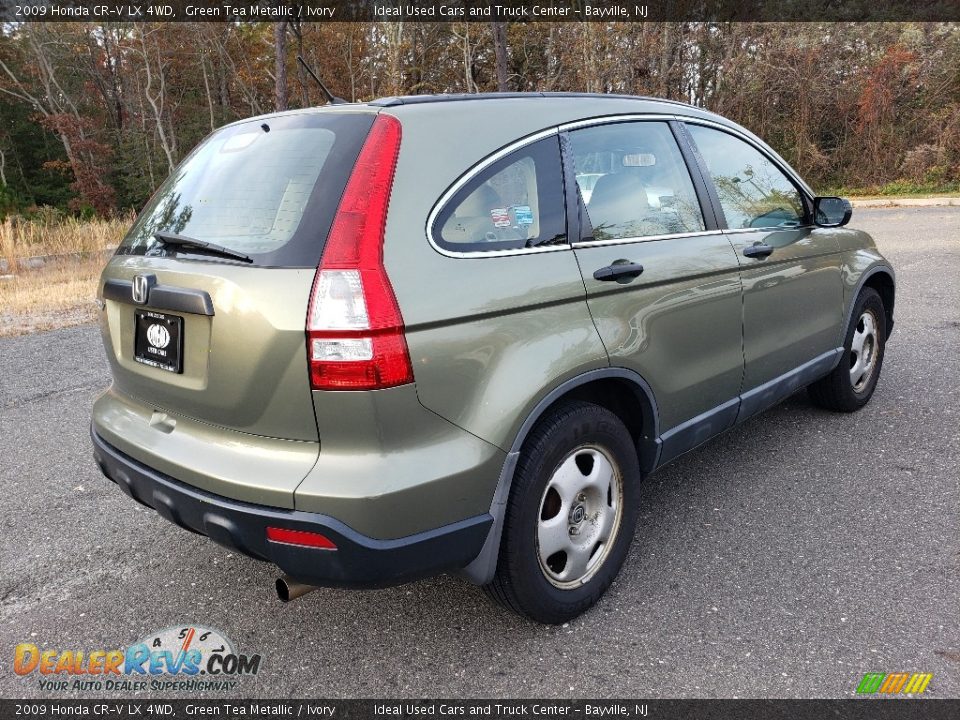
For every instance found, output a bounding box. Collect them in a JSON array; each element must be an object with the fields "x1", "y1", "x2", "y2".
[{"x1": 134, "y1": 310, "x2": 184, "y2": 374}]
